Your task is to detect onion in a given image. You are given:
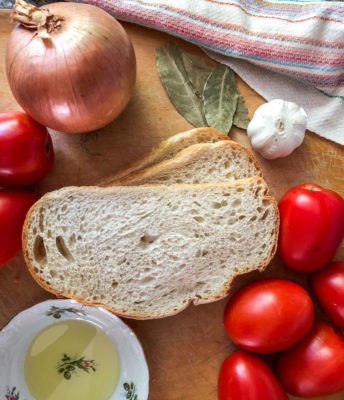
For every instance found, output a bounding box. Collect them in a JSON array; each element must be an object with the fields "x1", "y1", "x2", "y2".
[{"x1": 6, "y1": 0, "x2": 136, "y2": 133}]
